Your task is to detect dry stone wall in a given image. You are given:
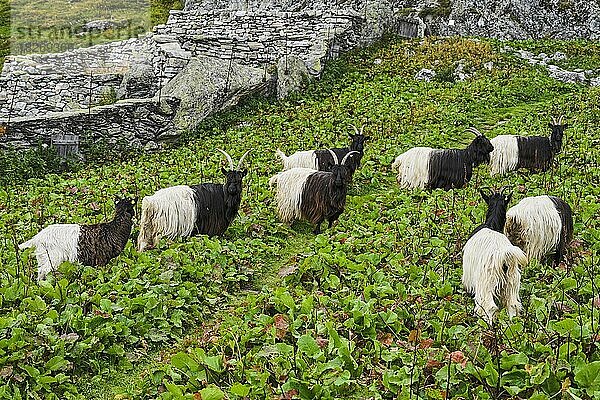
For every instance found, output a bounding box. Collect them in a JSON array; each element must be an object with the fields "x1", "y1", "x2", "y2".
[
  {"x1": 0, "y1": 36, "x2": 160, "y2": 118},
  {"x1": 0, "y1": 0, "x2": 421, "y2": 151},
  {"x1": 1, "y1": 97, "x2": 180, "y2": 151},
  {"x1": 154, "y1": 9, "x2": 360, "y2": 73}
]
